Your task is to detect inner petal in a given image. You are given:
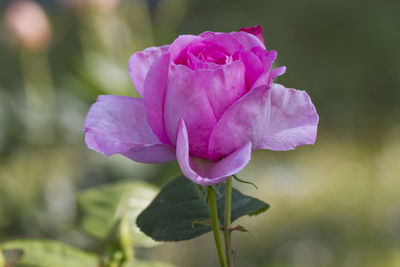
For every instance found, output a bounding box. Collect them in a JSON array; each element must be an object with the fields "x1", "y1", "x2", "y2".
[{"x1": 199, "y1": 46, "x2": 228, "y2": 64}]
